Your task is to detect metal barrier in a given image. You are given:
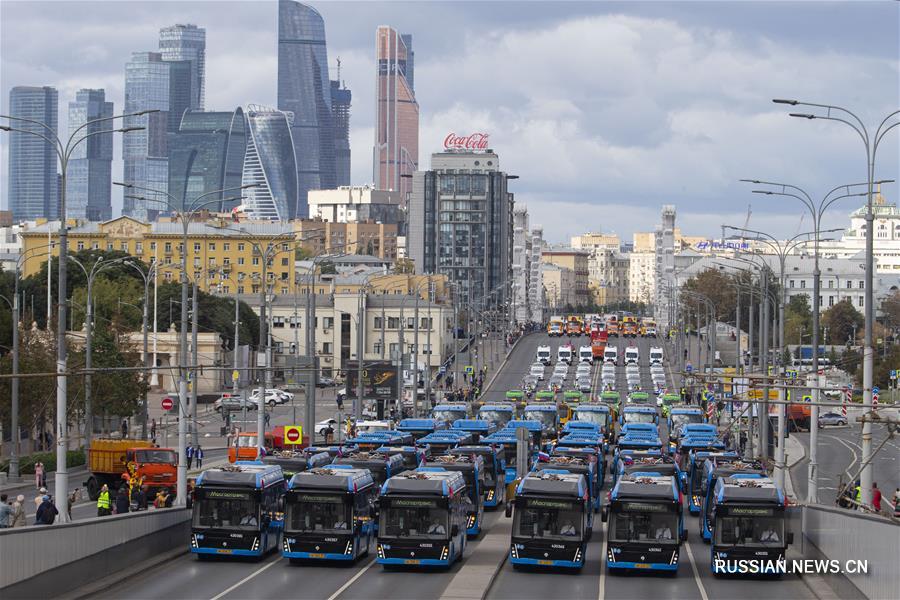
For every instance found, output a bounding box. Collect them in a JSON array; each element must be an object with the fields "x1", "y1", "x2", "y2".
[
  {"x1": 0, "y1": 508, "x2": 190, "y2": 596},
  {"x1": 803, "y1": 504, "x2": 900, "y2": 600}
]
